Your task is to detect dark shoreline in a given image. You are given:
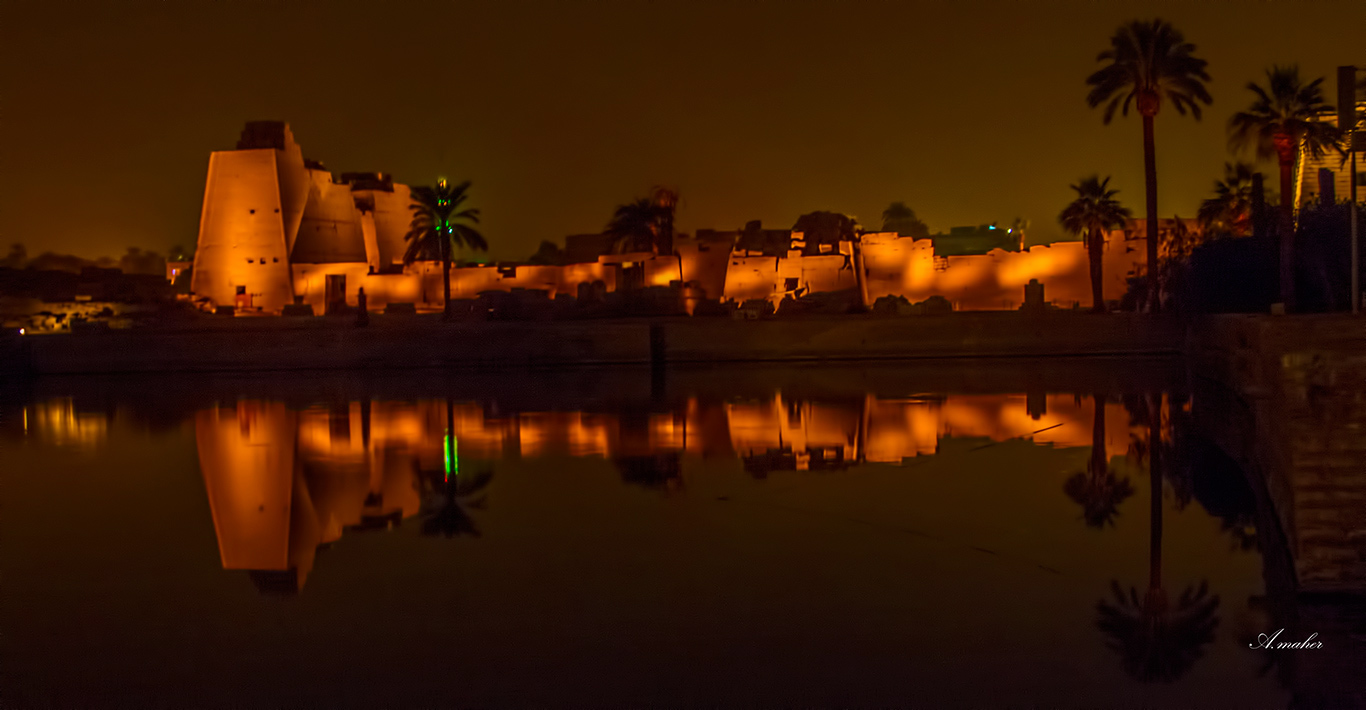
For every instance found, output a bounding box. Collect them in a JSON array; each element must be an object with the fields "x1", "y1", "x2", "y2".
[{"x1": 2, "y1": 311, "x2": 1184, "y2": 377}]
